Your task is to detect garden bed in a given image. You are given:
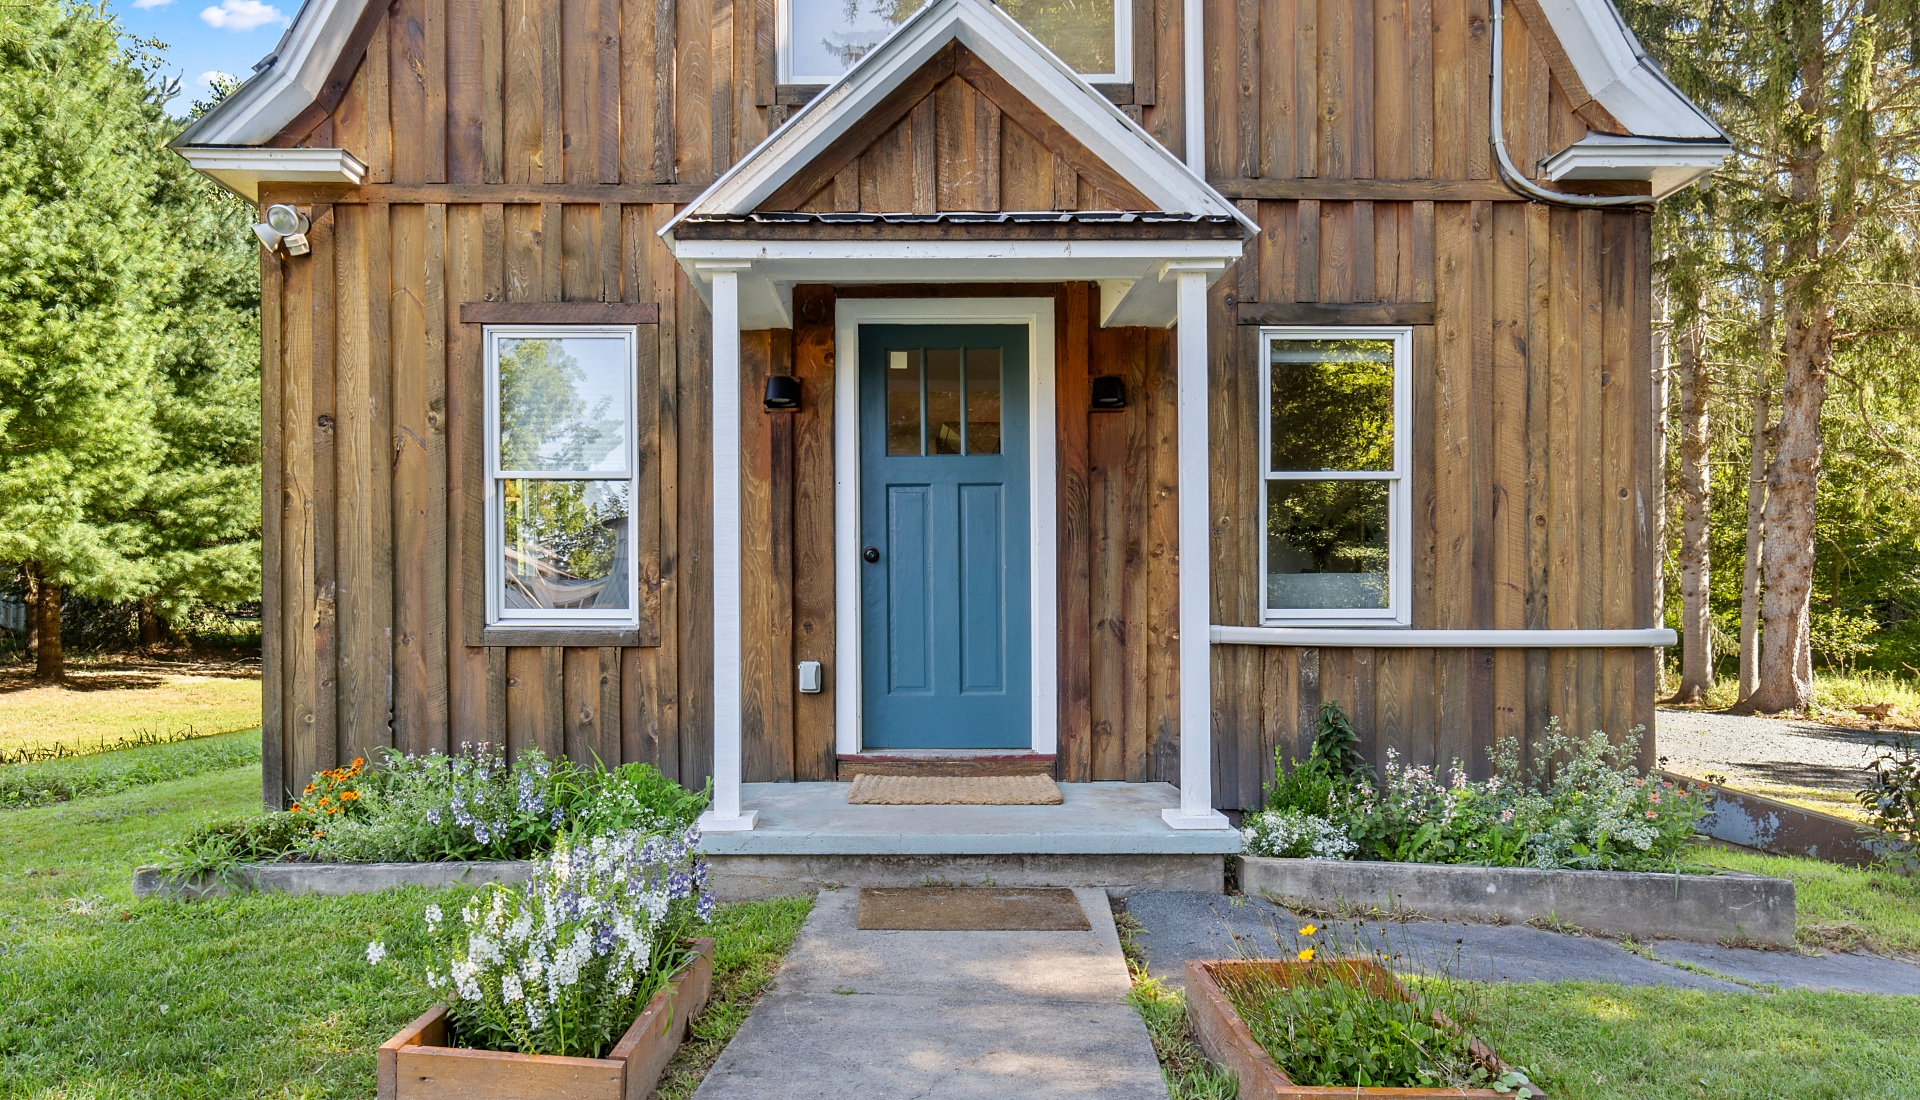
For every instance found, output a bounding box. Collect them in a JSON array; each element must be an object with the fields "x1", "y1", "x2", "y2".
[
  {"x1": 132, "y1": 858, "x2": 532, "y2": 899},
  {"x1": 1239, "y1": 855, "x2": 1796, "y2": 946},
  {"x1": 1184, "y1": 957, "x2": 1527, "y2": 1098},
  {"x1": 377, "y1": 937, "x2": 713, "y2": 1100}
]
